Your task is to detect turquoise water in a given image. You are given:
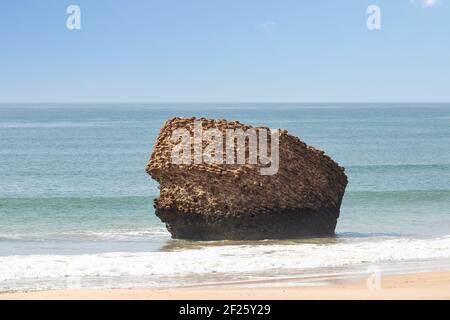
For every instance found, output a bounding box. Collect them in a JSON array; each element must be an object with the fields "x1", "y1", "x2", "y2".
[{"x1": 1, "y1": 103, "x2": 450, "y2": 290}]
